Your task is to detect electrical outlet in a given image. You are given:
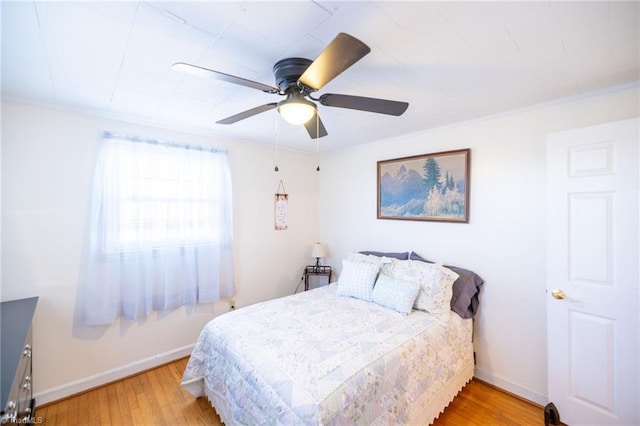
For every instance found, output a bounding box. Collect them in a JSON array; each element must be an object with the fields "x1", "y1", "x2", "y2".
[{"x1": 228, "y1": 299, "x2": 236, "y2": 311}]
